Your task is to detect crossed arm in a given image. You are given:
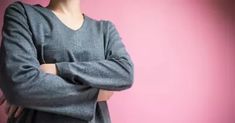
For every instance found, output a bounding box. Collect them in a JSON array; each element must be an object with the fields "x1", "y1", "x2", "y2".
[
  {"x1": 0, "y1": 63, "x2": 113, "y2": 118},
  {"x1": 0, "y1": 1, "x2": 133, "y2": 121}
]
